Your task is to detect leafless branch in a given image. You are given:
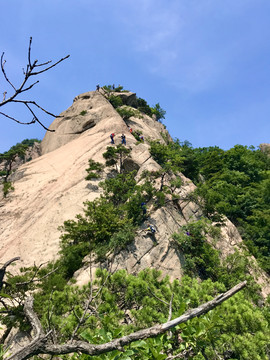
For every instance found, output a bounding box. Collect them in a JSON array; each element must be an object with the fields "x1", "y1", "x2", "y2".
[
  {"x1": 0, "y1": 257, "x2": 20, "y2": 291},
  {"x1": 0, "y1": 111, "x2": 35, "y2": 125},
  {"x1": 0, "y1": 37, "x2": 70, "y2": 130},
  {"x1": 6, "y1": 281, "x2": 247, "y2": 360}
]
